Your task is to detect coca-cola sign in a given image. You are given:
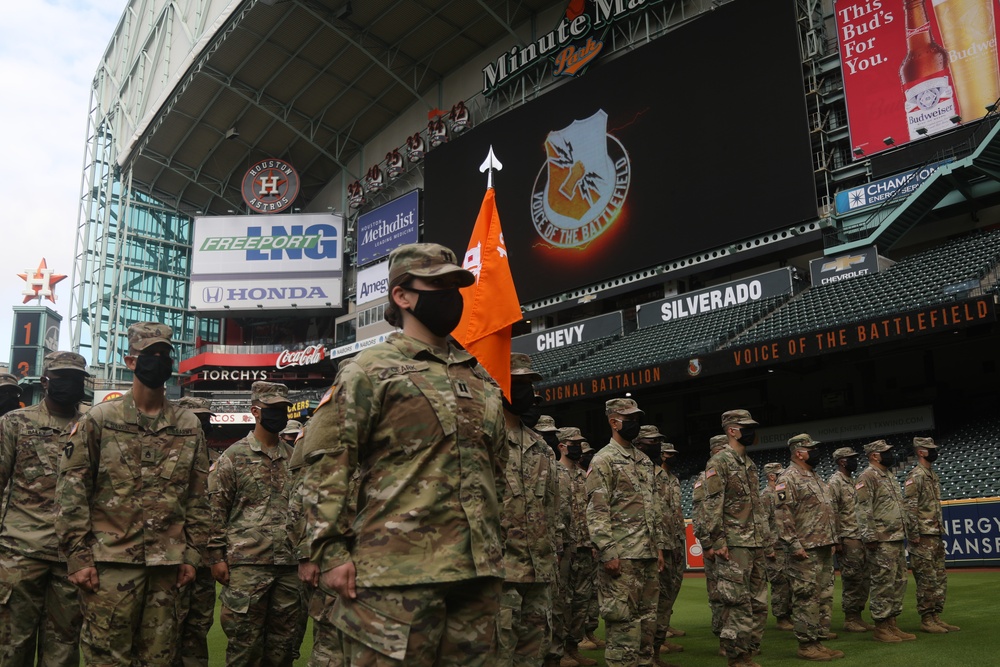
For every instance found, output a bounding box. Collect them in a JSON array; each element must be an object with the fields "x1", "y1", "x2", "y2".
[{"x1": 276, "y1": 344, "x2": 326, "y2": 369}]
